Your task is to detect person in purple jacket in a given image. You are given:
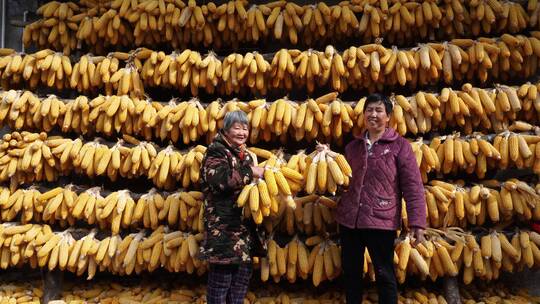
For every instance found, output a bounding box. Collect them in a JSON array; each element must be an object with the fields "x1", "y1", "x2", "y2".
[{"x1": 335, "y1": 93, "x2": 426, "y2": 304}]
